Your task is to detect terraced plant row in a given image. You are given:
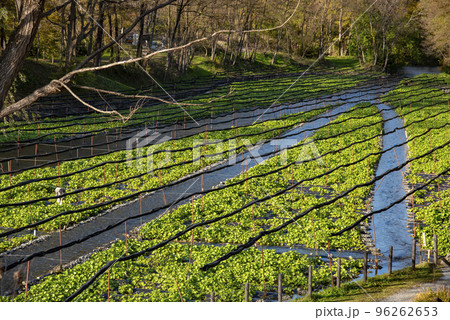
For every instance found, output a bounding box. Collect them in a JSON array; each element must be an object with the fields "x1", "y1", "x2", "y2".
[
  {"x1": 382, "y1": 73, "x2": 450, "y2": 255},
  {"x1": 10, "y1": 104, "x2": 382, "y2": 301}
]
